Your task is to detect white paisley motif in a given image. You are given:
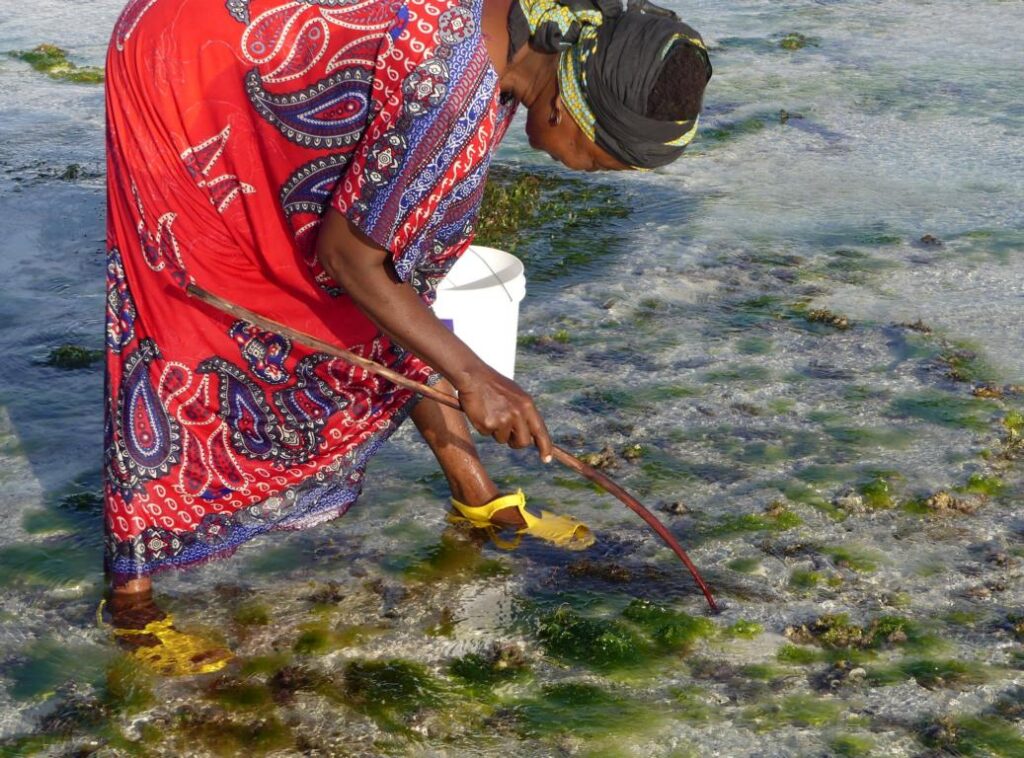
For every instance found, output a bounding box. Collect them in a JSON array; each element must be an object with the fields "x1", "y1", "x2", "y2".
[
  {"x1": 265, "y1": 17, "x2": 331, "y2": 83},
  {"x1": 179, "y1": 126, "x2": 257, "y2": 213}
]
